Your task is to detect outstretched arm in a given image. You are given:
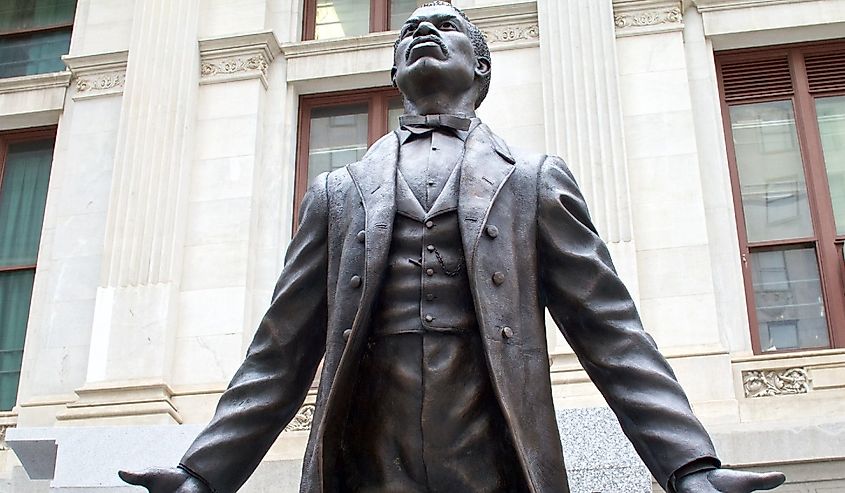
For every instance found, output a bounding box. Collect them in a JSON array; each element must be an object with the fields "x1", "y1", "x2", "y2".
[
  {"x1": 536, "y1": 156, "x2": 784, "y2": 492},
  {"x1": 121, "y1": 173, "x2": 332, "y2": 493}
]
